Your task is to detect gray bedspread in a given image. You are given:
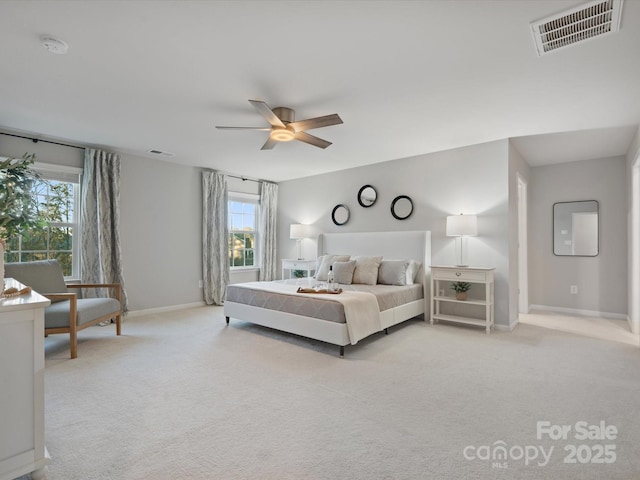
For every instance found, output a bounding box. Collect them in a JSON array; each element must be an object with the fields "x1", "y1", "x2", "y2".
[{"x1": 225, "y1": 278, "x2": 423, "y2": 324}]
